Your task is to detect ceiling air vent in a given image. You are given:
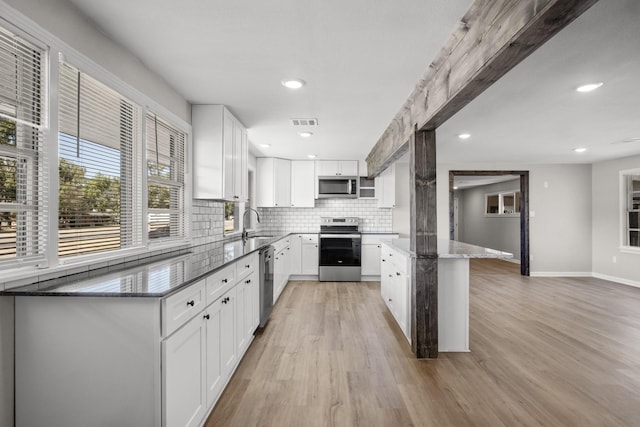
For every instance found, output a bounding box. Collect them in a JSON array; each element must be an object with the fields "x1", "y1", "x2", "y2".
[{"x1": 290, "y1": 118, "x2": 318, "y2": 127}]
